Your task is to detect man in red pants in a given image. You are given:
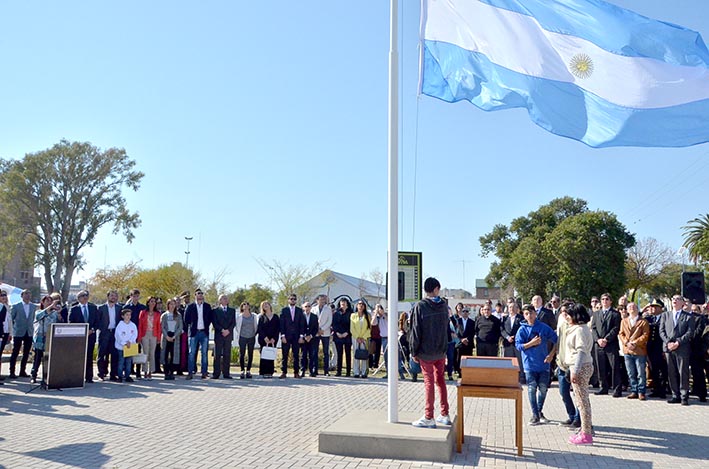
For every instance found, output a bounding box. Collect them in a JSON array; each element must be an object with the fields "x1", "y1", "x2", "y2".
[{"x1": 409, "y1": 277, "x2": 451, "y2": 428}]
